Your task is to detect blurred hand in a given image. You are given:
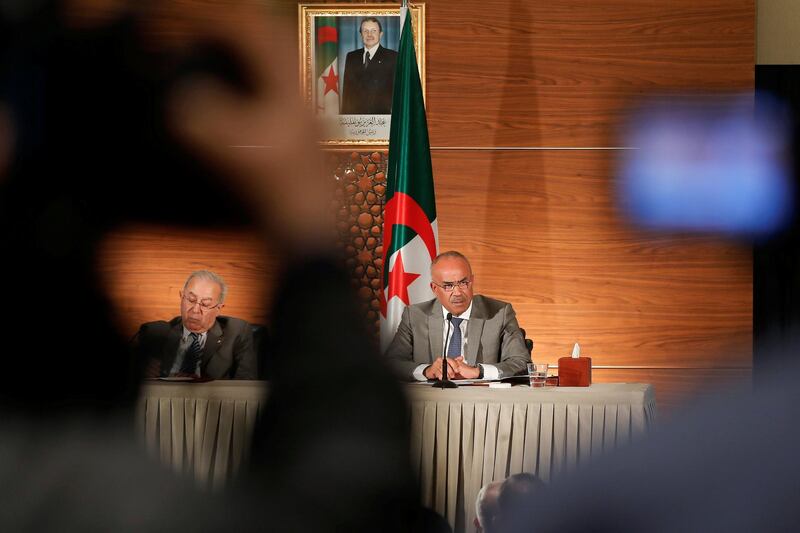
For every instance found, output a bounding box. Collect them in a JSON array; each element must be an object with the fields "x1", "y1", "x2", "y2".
[{"x1": 149, "y1": 3, "x2": 335, "y2": 255}]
